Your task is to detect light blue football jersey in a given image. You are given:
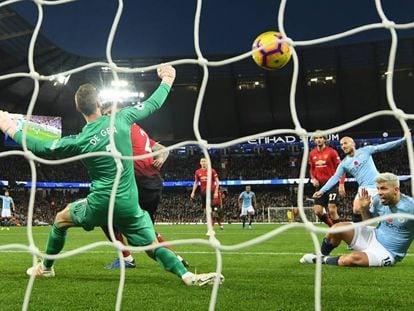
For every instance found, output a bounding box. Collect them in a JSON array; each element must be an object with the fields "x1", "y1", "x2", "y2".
[
  {"x1": 320, "y1": 138, "x2": 405, "y2": 193},
  {"x1": 370, "y1": 193, "x2": 414, "y2": 261},
  {"x1": 239, "y1": 191, "x2": 255, "y2": 208},
  {"x1": 0, "y1": 195, "x2": 14, "y2": 210}
]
